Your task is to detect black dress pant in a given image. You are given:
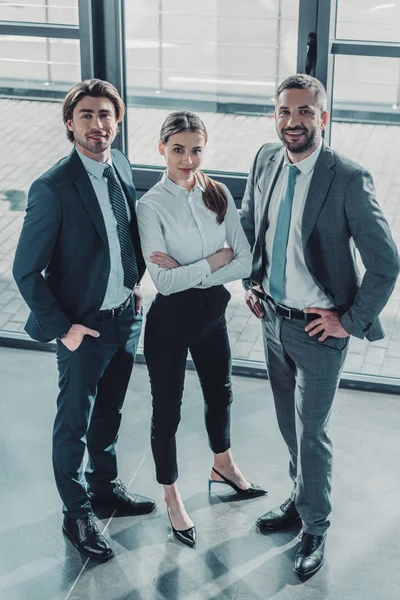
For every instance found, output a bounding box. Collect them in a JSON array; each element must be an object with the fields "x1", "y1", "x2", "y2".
[
  {"x1": 144, "y1": 285, "x2": 233, "y2": 484},
  {"x1": 53, "y1": 302, "x2": 142, "y2": 518}
]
